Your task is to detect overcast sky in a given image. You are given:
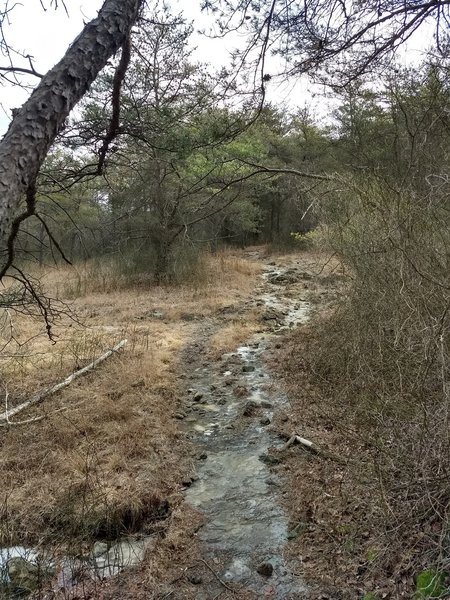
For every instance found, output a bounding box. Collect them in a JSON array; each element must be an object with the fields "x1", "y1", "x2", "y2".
[
  {"x1": 0, "y1": 1, "x2": 431, "y2": 137},
  {"x1": 0, "y1": 0, "x2": 326, "y2": 136}
]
